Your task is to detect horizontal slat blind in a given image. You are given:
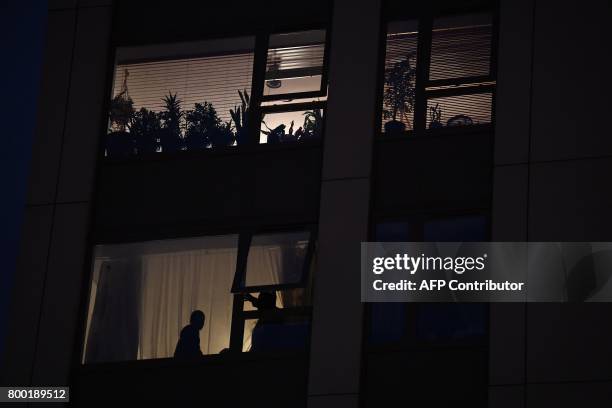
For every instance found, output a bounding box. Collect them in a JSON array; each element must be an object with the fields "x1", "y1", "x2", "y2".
[
  {"x1": 427, "y1": 92, "x2": 492, "y2": 127},
  {"x1": 112, "y1": 52, "x2": 254, "y2": 122},
  {"x1": 267, "y1": 44, "x2": 325, "y2": 73},
  {"x1": 430, "y1": 21, "x2": 492, "y2": 81},
  {"x1": 426, "y1": 14, "x2": 494, "y2": 128}
]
